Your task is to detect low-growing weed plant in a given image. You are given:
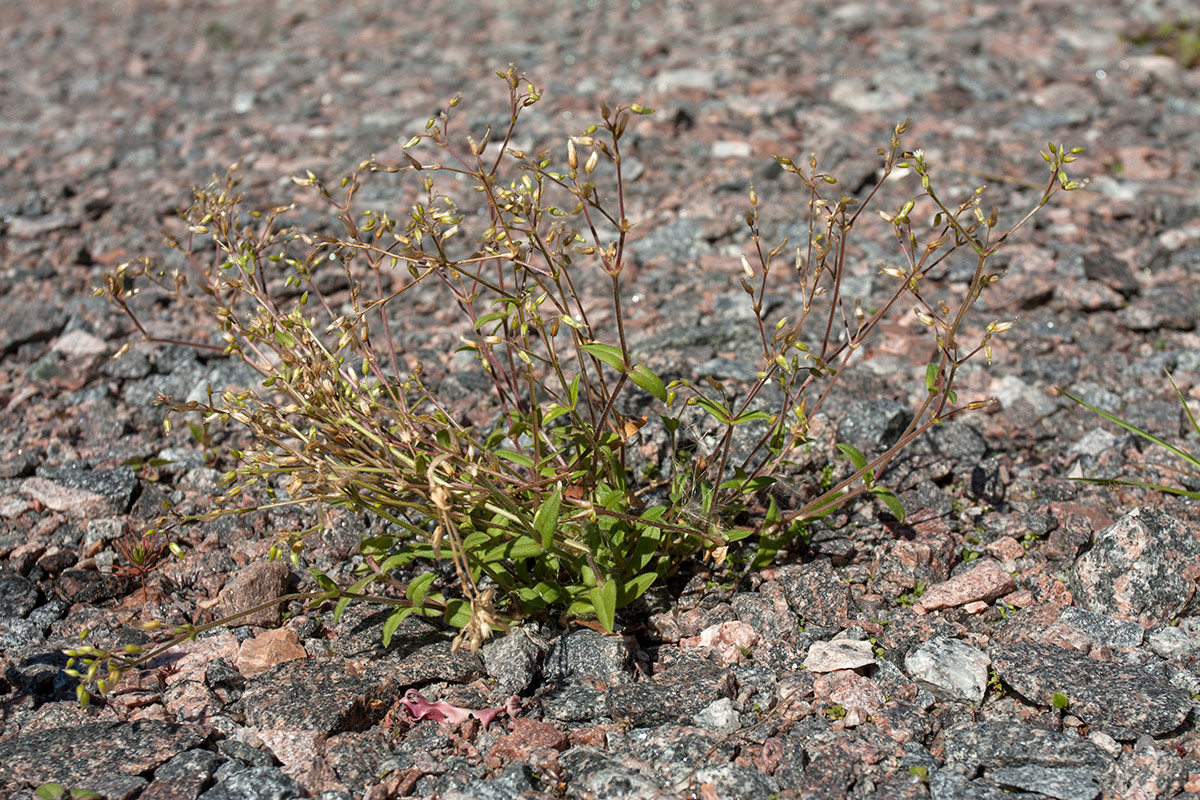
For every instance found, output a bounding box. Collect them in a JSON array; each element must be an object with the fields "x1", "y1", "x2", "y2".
[{"x1": 81, "y1": 66, "x2": 1084, "y2": 701}]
